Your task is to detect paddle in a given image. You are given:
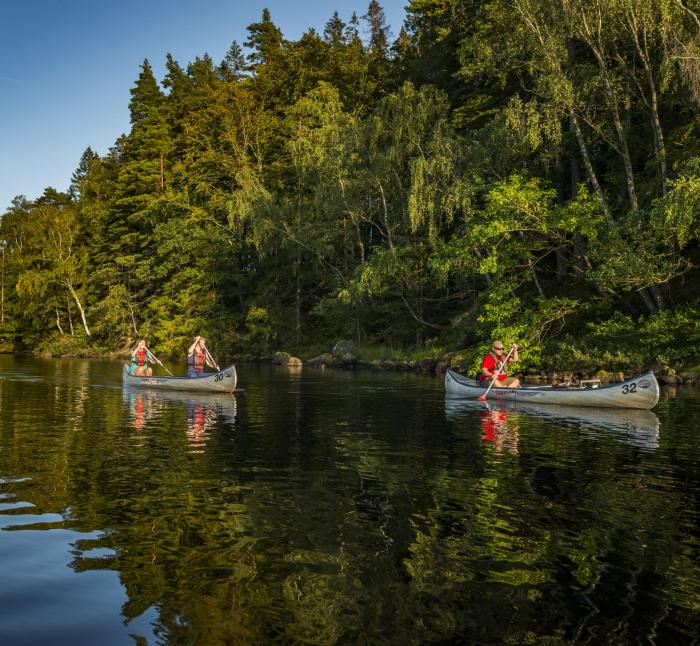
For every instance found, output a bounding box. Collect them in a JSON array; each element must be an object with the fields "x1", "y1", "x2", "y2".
[
  {"x1": 202, "y1": 344, "x2": 220, "y2": 372},
  {"x1": 147, "y1": 349, "x2": 174, "y2": 376},
  {"x1": 478, "y1": 344, "x2": 516, "y2": 402}
]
